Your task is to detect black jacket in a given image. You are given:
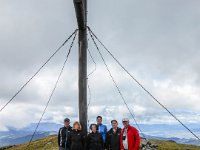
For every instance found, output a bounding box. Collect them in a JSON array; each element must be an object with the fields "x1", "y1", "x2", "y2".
[
  {"x1": 105, "y1": 127, "x2": 121, "y2": 150},
  {"x1": 68, "y1": 129, "x2": 85, "y2": 150},
  {"x1": 86, "y1": 132, "x2": 103, "y2": 150},
  {"x1": 58, "y1": 126, "x2": 72, "y2": 148}
]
